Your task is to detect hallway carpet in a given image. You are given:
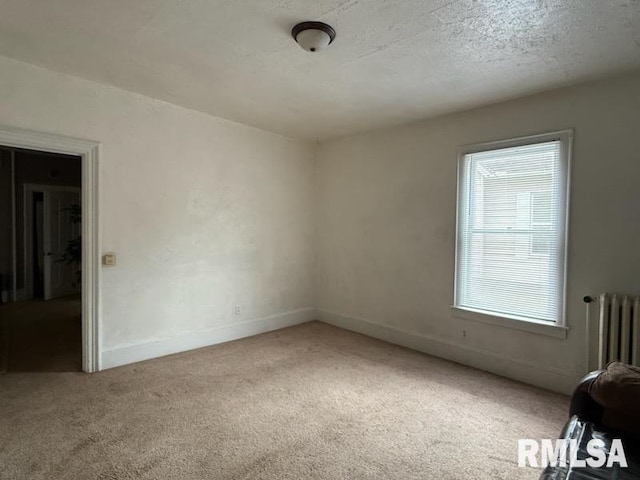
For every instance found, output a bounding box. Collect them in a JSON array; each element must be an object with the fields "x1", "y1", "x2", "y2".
[
  {"x1": 0, "y1": 321, "x2": 568, "y2": 479},
  {"x1": 0, "y1": 295, "x2": 81, "y2": 372}
]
